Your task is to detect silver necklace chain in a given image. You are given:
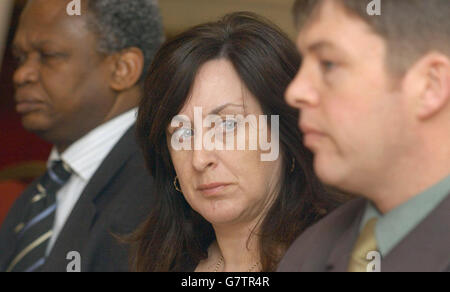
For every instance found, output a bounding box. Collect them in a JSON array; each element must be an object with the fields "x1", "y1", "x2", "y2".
[{"x1": 210, "y1": 255, "x2": 261, "y2": 272}]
